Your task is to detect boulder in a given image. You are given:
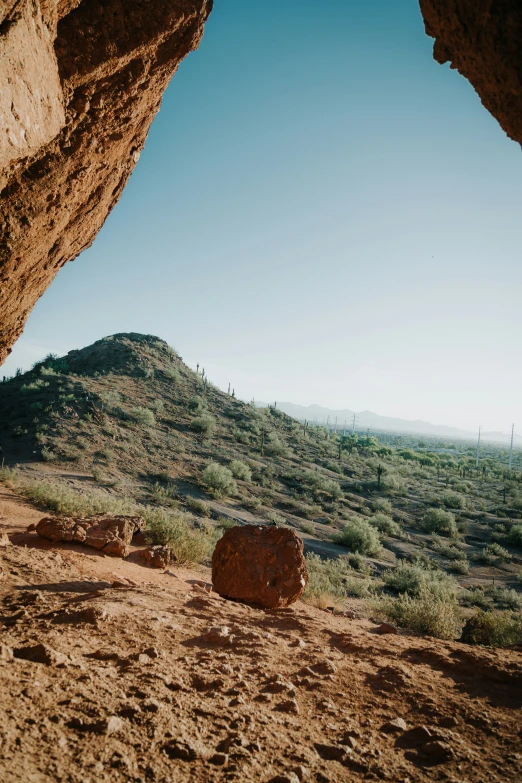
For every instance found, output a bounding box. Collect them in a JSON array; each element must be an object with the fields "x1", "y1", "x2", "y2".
[
  {"x1": 212, "y1": 525, "x2": 308, "y2": 609},
  {"x1": 142, "y1": 545, "x2": 171, "y2": 568},
  {"x1": 35, "y1": 515, "x2": 144, "y2": 557}
]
